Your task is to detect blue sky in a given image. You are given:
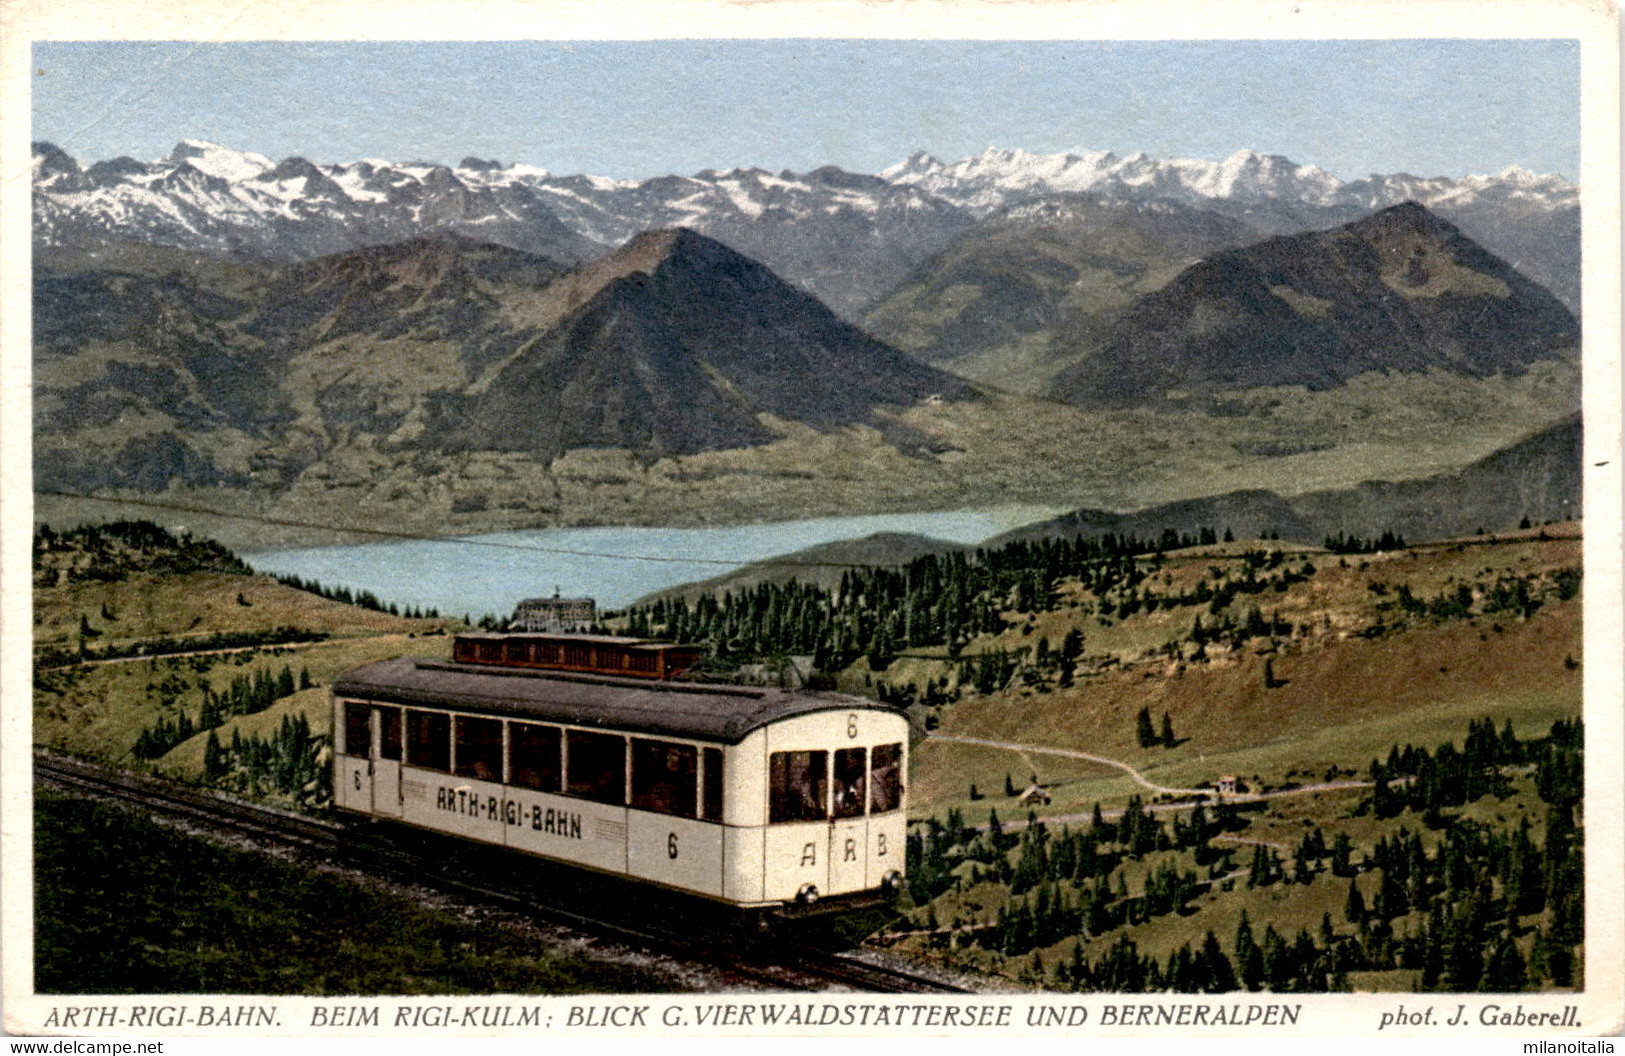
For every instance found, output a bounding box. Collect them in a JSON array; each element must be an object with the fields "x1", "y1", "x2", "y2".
[{"x1": 32, "y1": 39, "x2": 1579, "y2": 180}]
